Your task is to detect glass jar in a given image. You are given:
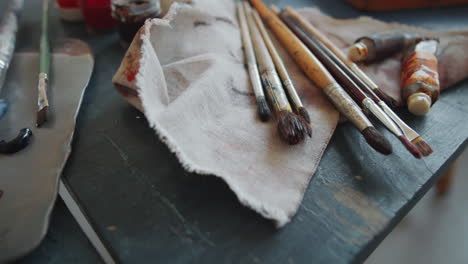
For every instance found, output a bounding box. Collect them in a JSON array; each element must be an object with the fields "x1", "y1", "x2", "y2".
[
  {"x1": 80, "y1": 0, "x2": 116, "y2": 32},
  {"x1": 111, "y1": 0, "x2": 161, "y2": 46}
]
